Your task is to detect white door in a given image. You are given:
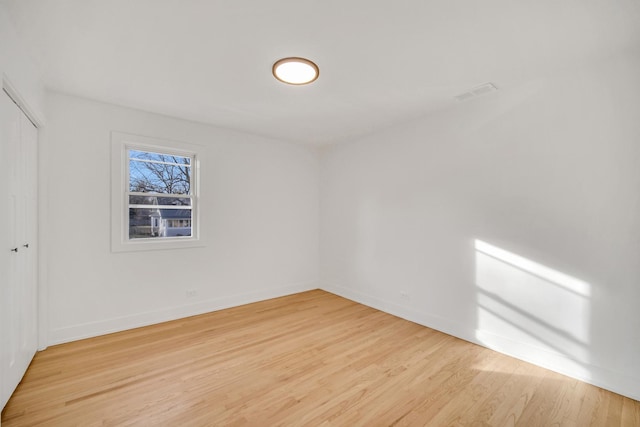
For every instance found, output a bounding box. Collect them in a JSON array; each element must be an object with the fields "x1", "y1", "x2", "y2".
[{"x1": 0, "y1": 90, "x2": 38, "y2": 410}]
